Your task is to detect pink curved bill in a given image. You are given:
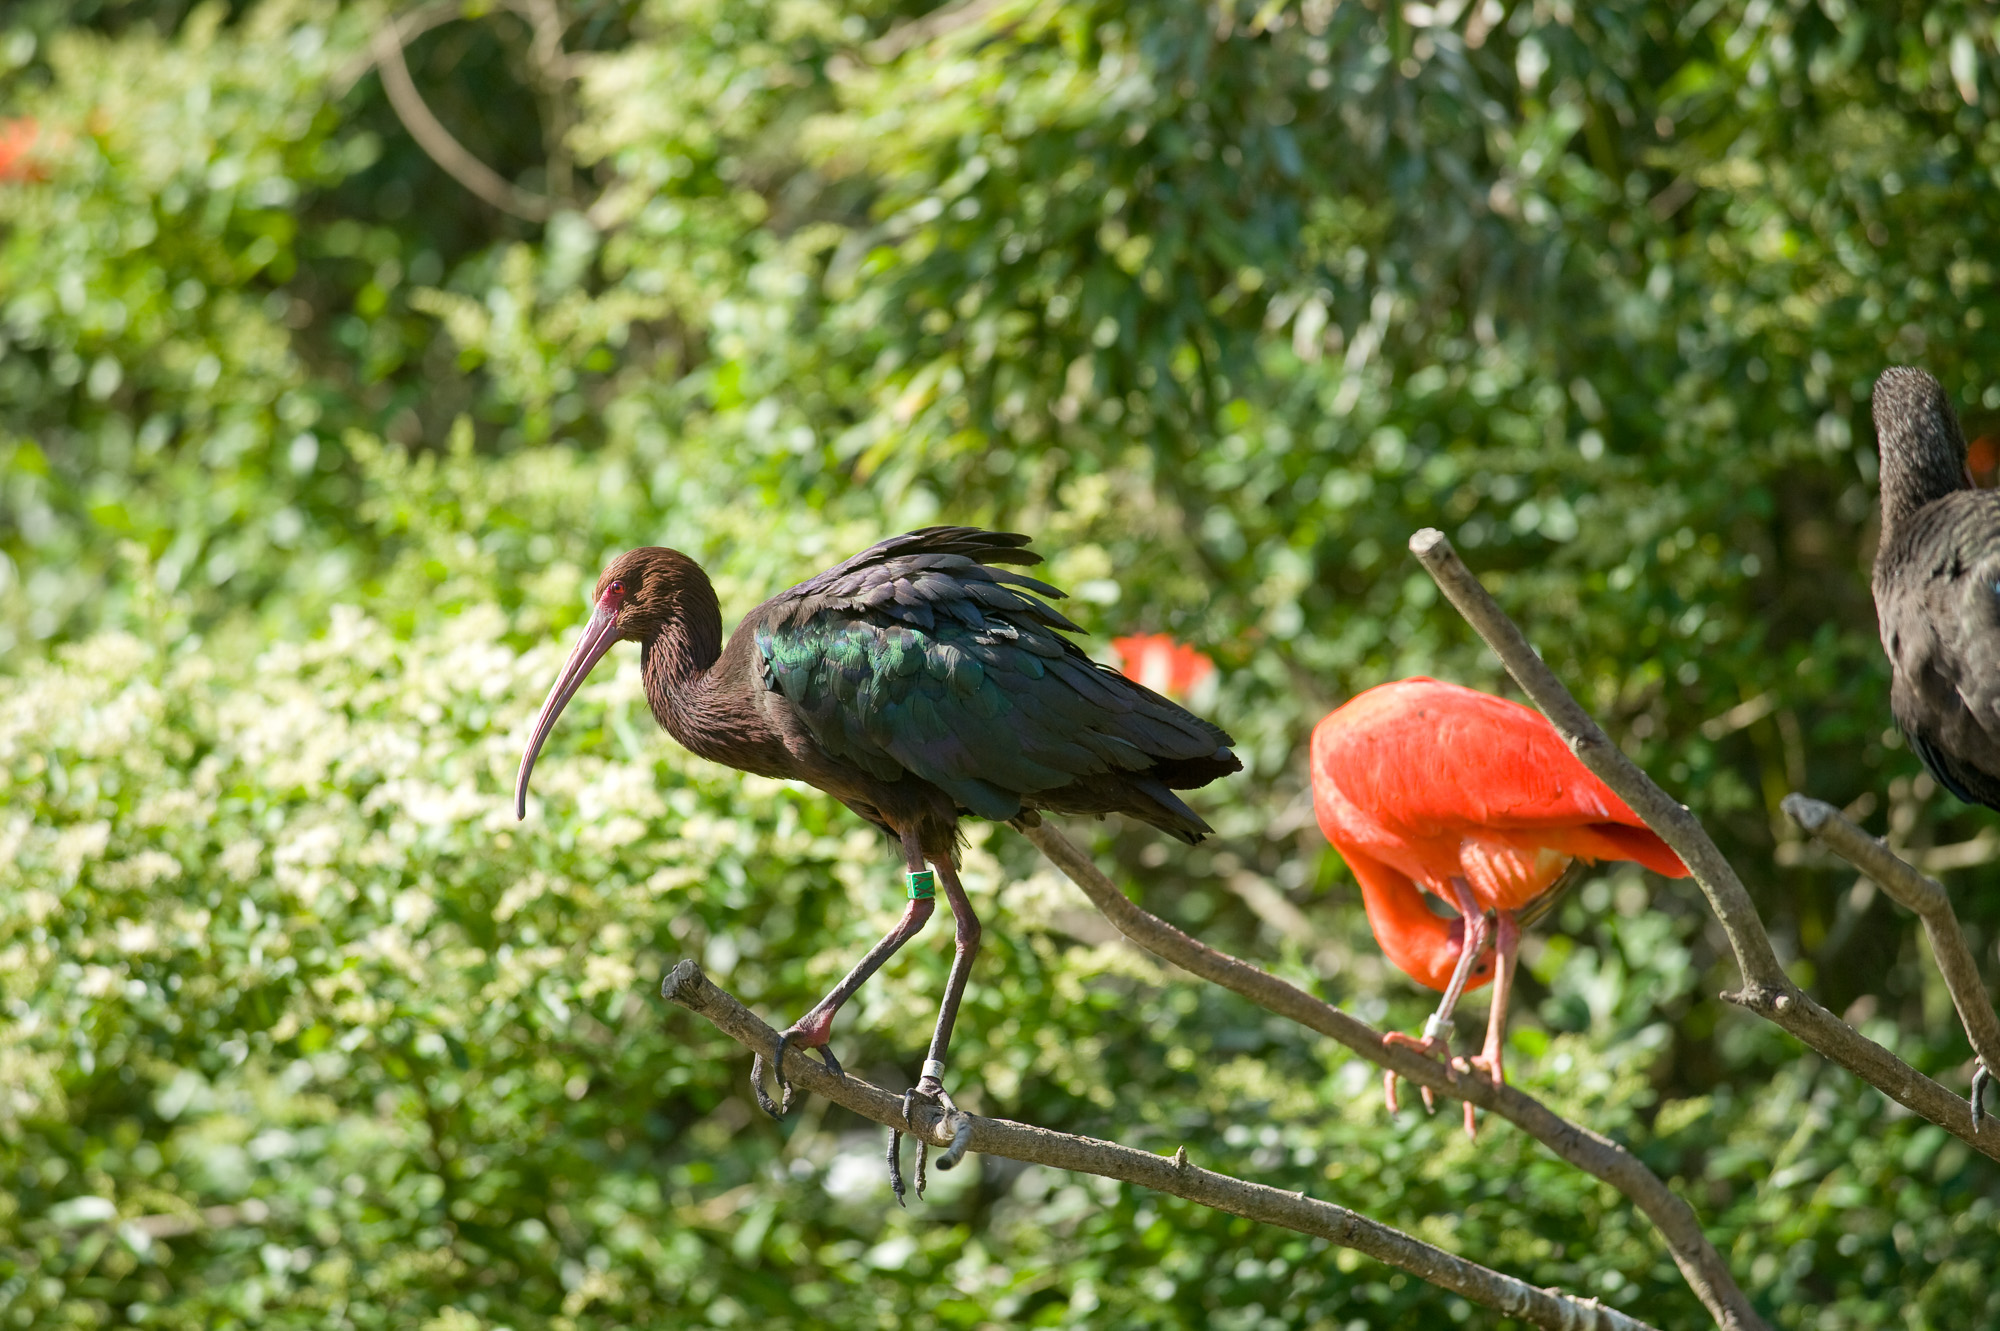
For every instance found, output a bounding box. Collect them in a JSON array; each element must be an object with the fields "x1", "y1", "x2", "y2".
[{"x1": 515, "y1": 601, "x2": 622, "y2": 819}]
